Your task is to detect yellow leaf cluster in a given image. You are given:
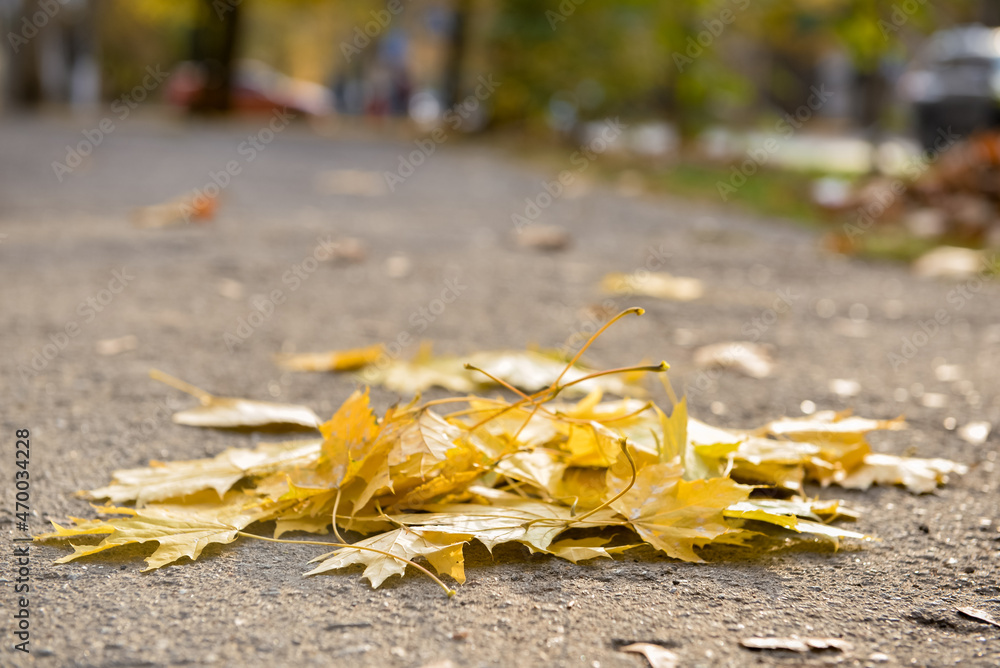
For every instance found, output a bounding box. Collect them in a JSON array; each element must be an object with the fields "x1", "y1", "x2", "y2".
[{"x1": 38, "y1": 310, "x2": 966, "y2": 594}]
